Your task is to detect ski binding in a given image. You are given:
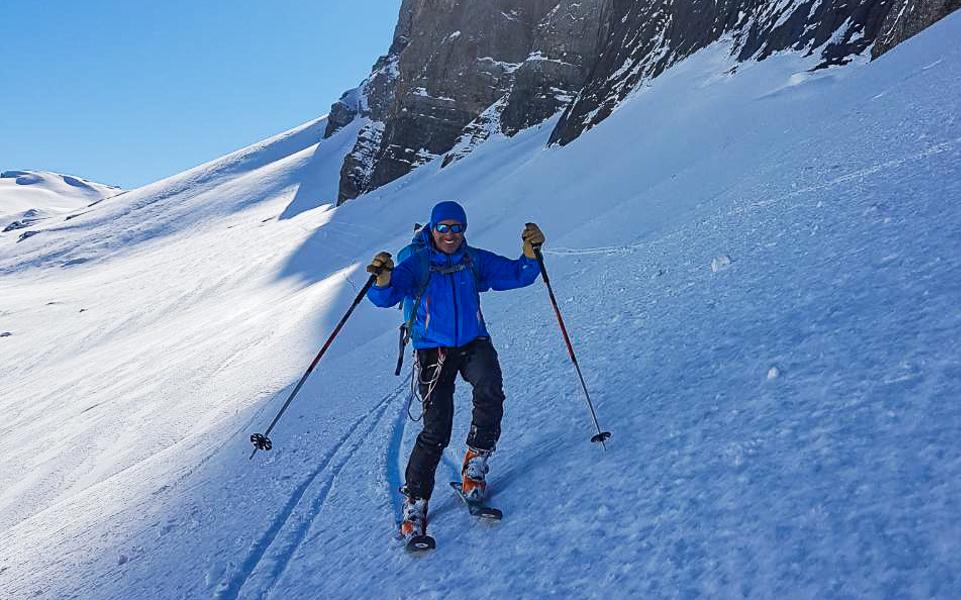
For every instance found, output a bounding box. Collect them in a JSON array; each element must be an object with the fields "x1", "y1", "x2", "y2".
[{"x1": 449, "y1": 481, "x2": 503, "y2": 520}]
